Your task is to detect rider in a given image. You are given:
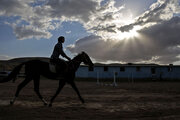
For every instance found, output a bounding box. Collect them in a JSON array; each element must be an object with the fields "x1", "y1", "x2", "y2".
[{"x1": 50, "y1": 36, "x2": 71, "y2": 73}]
